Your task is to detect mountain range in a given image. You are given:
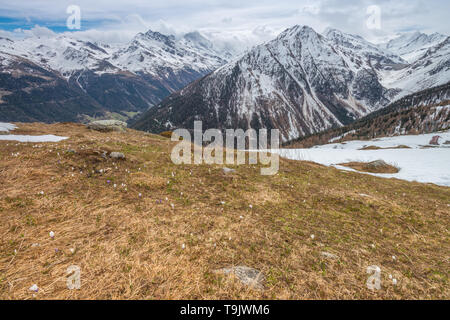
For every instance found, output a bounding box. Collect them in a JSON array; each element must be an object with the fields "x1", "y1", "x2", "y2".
[
  {"x1": 132, "y1": 25, "x2": 449, "y2": 142},
  {"x1": 0, "y1": 25, "x2": 449, "y2": 142},
  {"x1": 0, "y1": 30, "x2": 231, "y2": 122}
]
